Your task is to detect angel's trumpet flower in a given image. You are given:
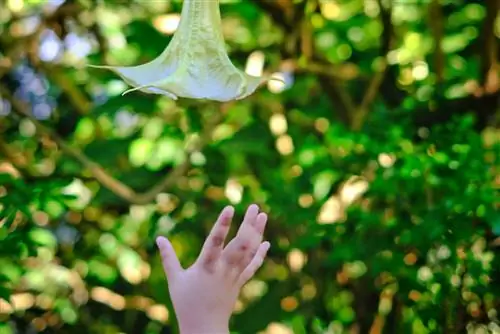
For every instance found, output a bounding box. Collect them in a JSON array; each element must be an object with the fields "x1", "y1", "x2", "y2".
[{"x1": 89, "y1": 0, "x2": 282, "y2": 101}]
